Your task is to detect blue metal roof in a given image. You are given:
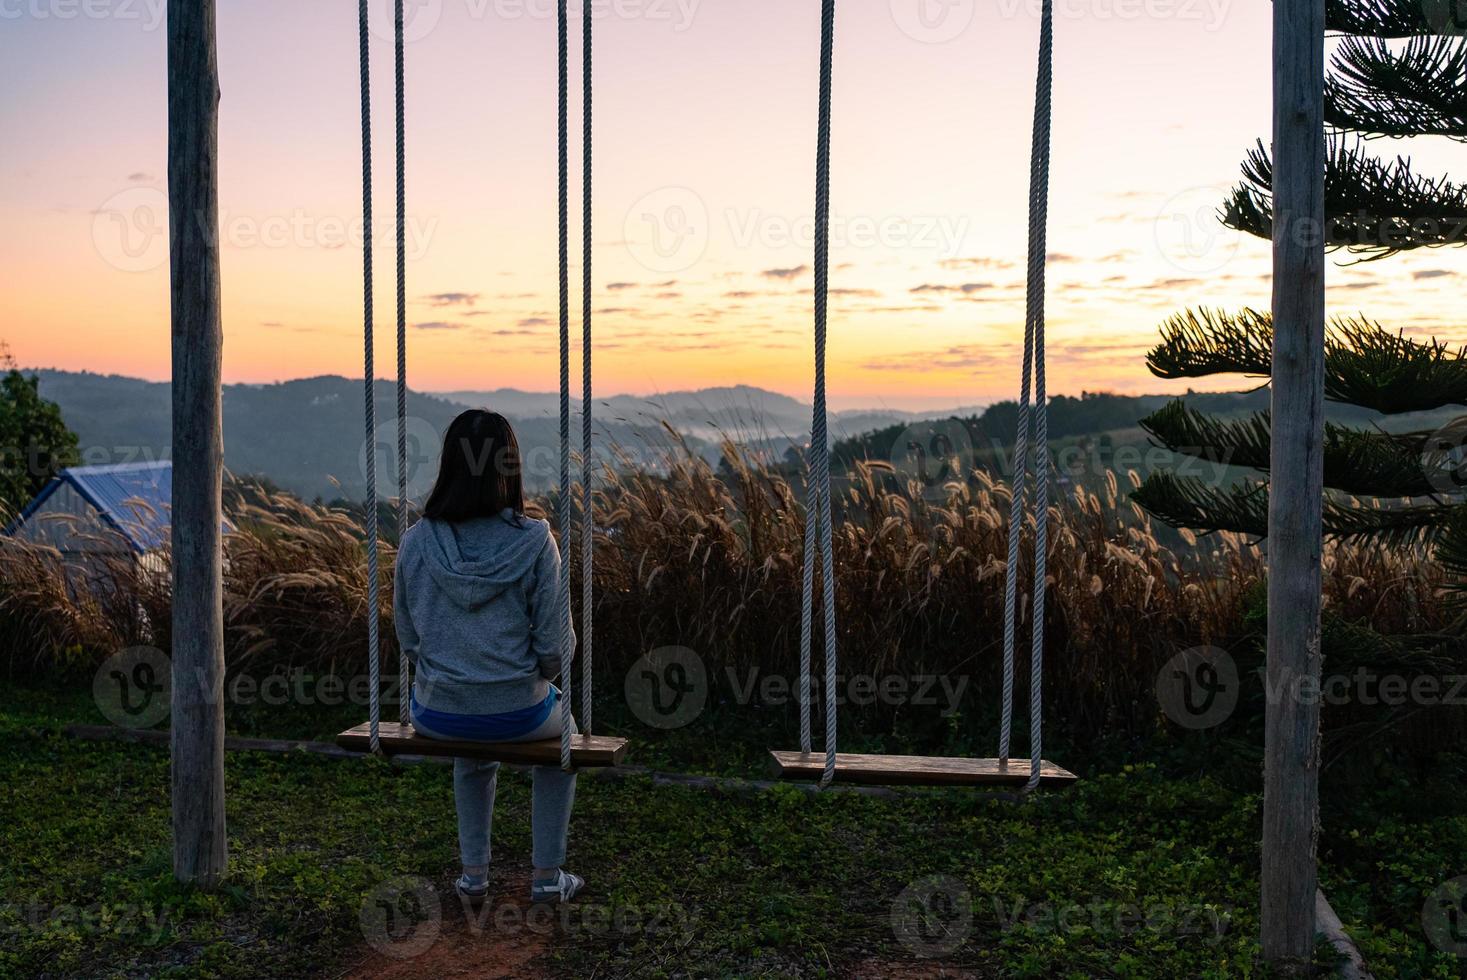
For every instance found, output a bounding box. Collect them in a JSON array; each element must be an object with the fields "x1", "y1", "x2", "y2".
[{"x1": 11, "y1": 461, "x2": 176, "y2": 554}]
